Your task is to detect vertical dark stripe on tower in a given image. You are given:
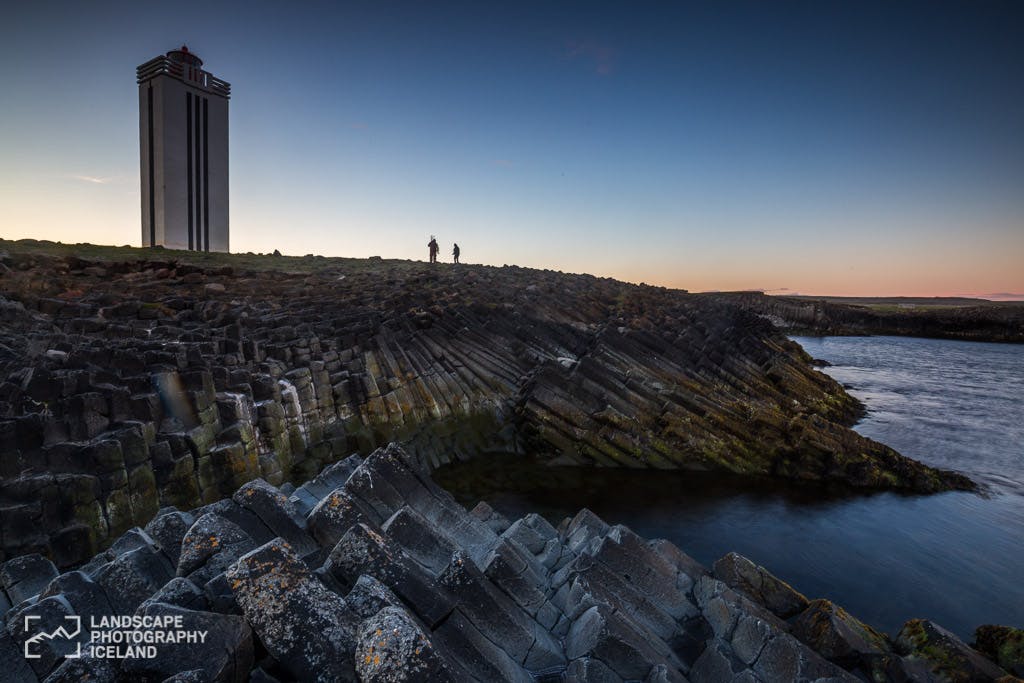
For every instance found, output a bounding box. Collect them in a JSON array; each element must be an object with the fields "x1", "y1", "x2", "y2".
[
  {"x1": 186, "y1": 92, "x2": 193, "y2": 250},
  {"x1": 203, "y1": 97, "x2": 209, "y2": 252},
  {"x1": 147, "y1": 86, "x2": 155, "y2": 247},
  {"x1": 194, "y1": 94, "x2": 201, "y2": 251},
  {"x1": 193, "y1": 94, "x2": 201, "y2": 252}
]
